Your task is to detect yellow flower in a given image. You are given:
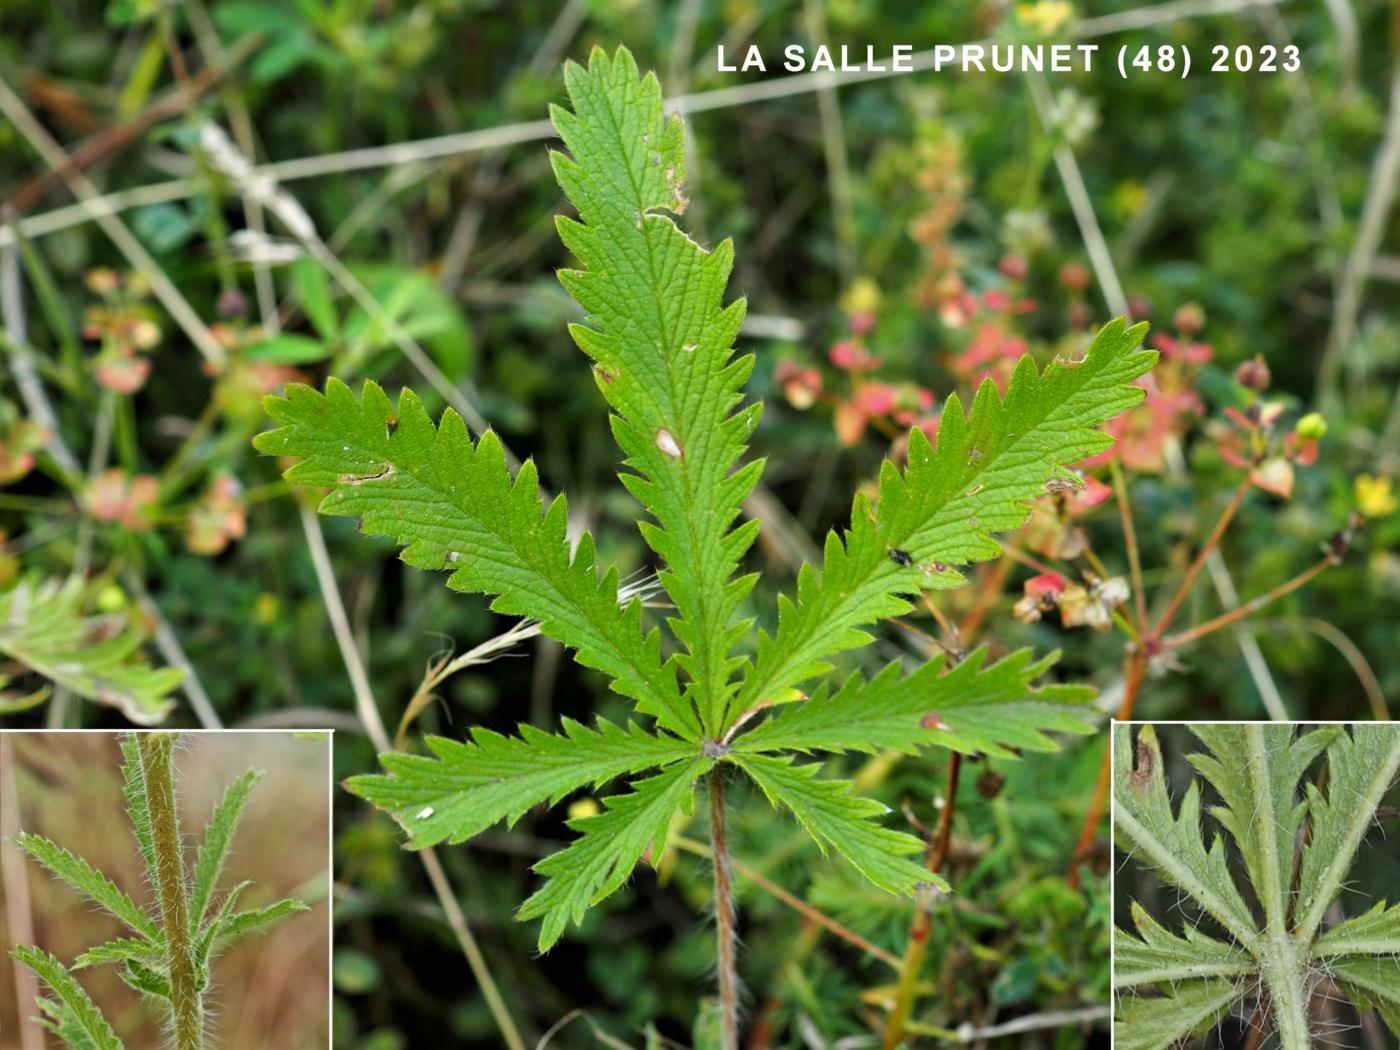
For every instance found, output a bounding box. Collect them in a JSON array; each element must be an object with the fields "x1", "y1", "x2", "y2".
[
  {"x1": 840, "y1": 277, "x2": 881, "y2": 317},
  {"x1": 1018, "y1": 0, "x2": 1075, "y2": 36},
  {"x1": 1355, "y1": 474, "x2": 1398, "y2": 519},
  {"x1": 568, "y1": 797, "x2": 600, "y2": 820}
]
